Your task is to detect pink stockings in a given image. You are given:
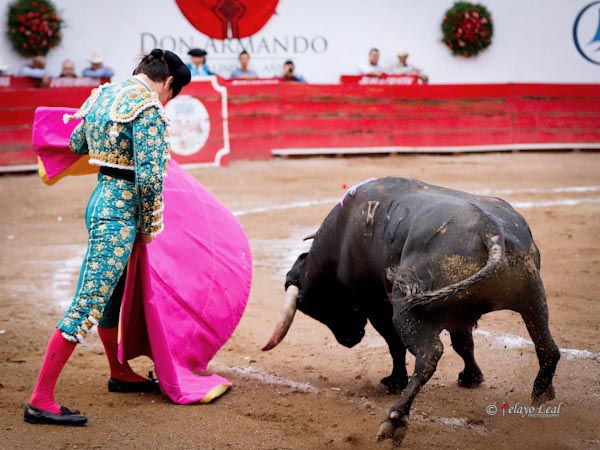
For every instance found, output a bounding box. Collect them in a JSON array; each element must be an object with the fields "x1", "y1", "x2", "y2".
[
  {"x1": 28, "y1": 326, "x2": 146, "y2": 414},
  {"x1": 97, "y1": 326, "x2": 146, "y2": 382},
  {"x1": 28, "y1": 329, "x2": 76, "y2": 414}
]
